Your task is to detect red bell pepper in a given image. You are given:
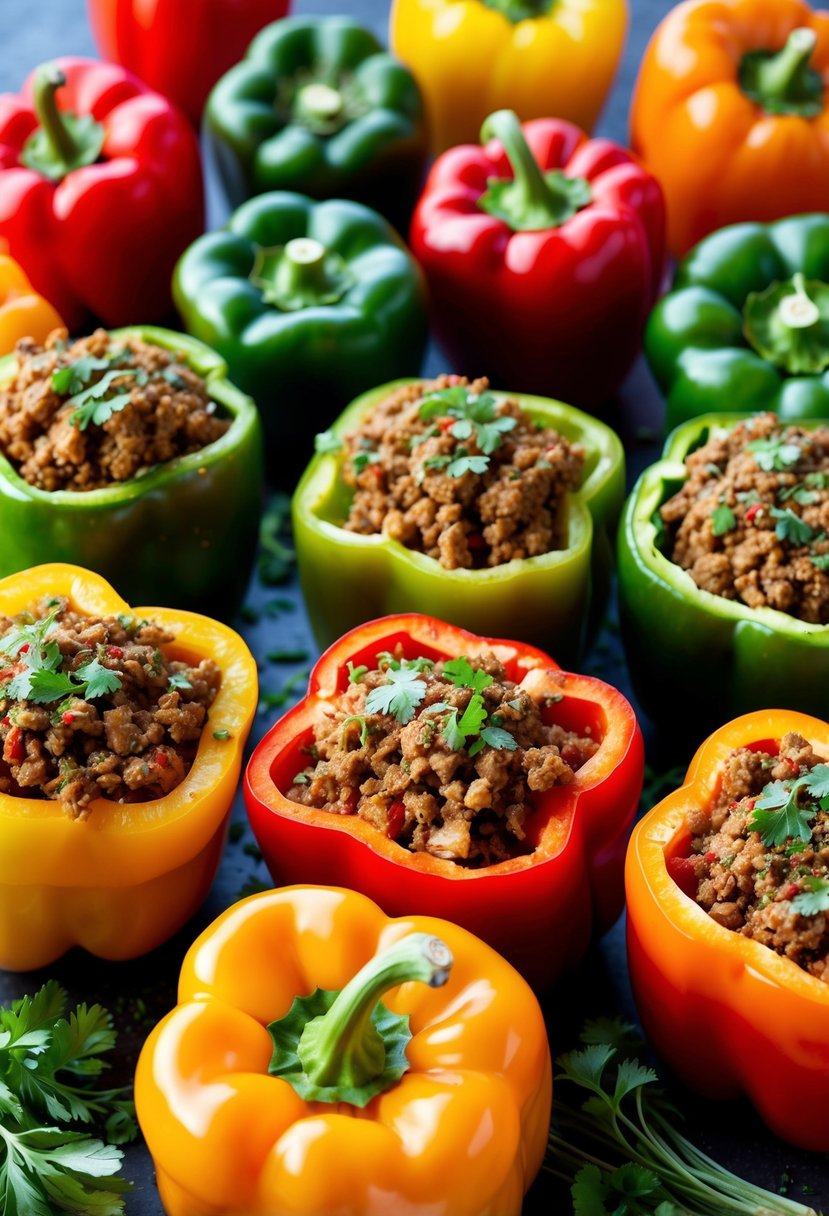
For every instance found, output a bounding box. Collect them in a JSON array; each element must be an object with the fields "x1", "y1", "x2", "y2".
[
  {"x1": 0, "y1": 59, "x2": 203, "y2": 330},
  {"x1": 244, "y1": 613, "x2": 644, "y2": 989},
  {"x1": 87, "y1": 0, "x2": 291, "y2": 127},
  {"x1": 409, "y1": 110, "x2": 665, "y2": 408}
]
